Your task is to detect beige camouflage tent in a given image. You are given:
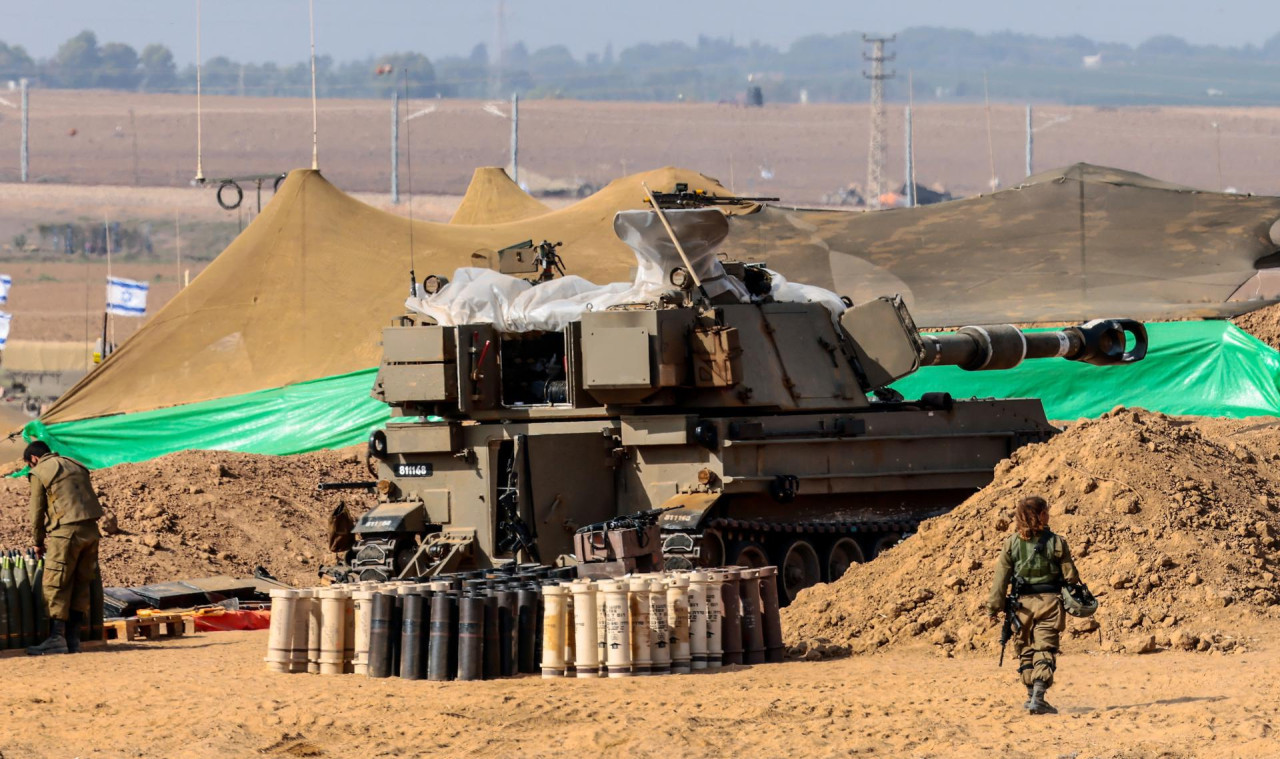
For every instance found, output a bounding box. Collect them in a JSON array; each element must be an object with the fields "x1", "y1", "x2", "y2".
[
  {"x1": 41, "y1": 162, "x2": 1280, "y2": 425},
  {"x1": 742, "y1": 164, "x2": 1280, "y2": 324}
]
